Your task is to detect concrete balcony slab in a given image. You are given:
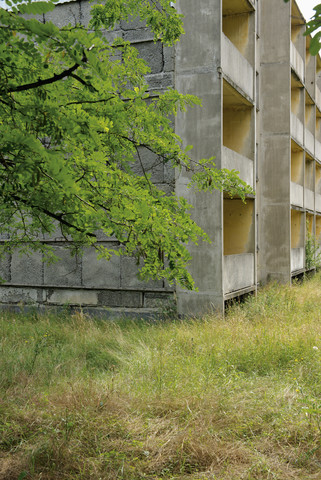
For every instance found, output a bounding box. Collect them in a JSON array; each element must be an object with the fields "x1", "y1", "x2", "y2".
[
  {"x1": 223, "y1": 253, "x2": 255, "y2": 294},
  {"x1": 290, "y1": 182, "x2": 304, "y2": 208},
  {"x1": 221, "y1": 34, "x2": 254, "y2": 100},
  {"x1": 222, "y1": 146, "x2": 254, "y2": 188}
]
